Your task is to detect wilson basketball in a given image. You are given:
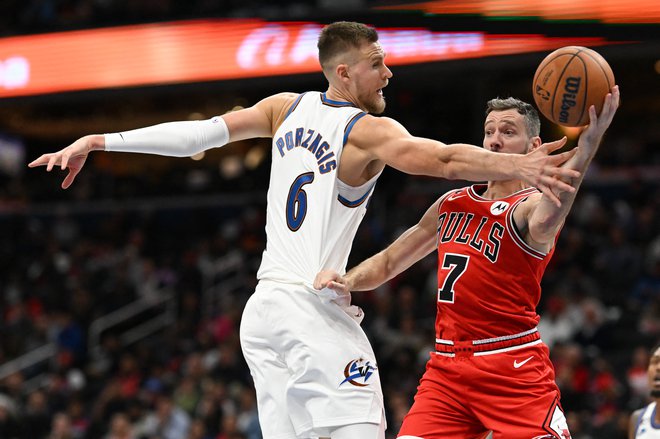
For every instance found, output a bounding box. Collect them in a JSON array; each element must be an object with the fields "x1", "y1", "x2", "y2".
[{"x1": 532, "y1": 46, "x2": 615, "y2": 127}]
